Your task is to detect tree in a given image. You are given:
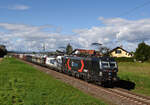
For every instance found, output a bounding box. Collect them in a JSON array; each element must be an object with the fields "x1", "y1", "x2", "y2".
[
  {"x1": 0, "y1": 45, "x2": 7, "y2": 57},
  {"x1": 100, "y1": 46, "x2": 110, "y2": 56},
  {"x1": 91, "y1": 42, "x2": 110, "y2": 56},
  {"x1": 66, "y1": 43, "x2": 73, "y2": 55},
  {"x1": 134, "y1": 42, "x2": 150, "y2": 62}
]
